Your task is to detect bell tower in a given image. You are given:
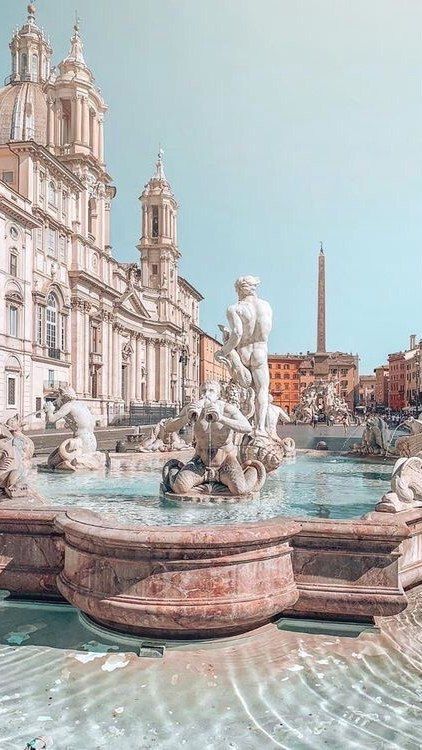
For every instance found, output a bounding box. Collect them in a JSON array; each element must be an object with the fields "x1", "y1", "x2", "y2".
[
  {"x1": 137, "y1": 150, "x2": 180, "y2": 302},
  {"x1": 45, "y1": 17, "x2": 107, "y2": 163},
  {"x1": 8, "y1": 3, "x2": 52, "y2": 85}
]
